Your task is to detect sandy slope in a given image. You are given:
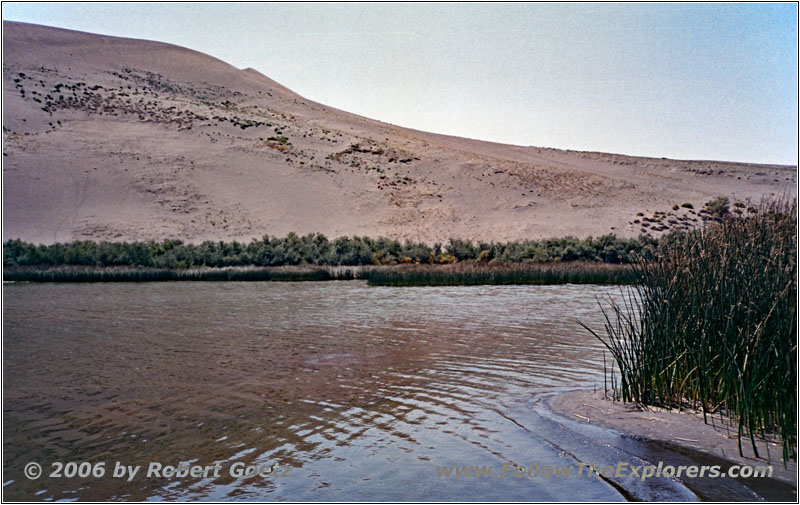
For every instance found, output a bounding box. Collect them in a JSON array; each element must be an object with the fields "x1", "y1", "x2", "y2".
[{"x1": 3, "y1": 21, "x2": 796, "y2": 244}]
